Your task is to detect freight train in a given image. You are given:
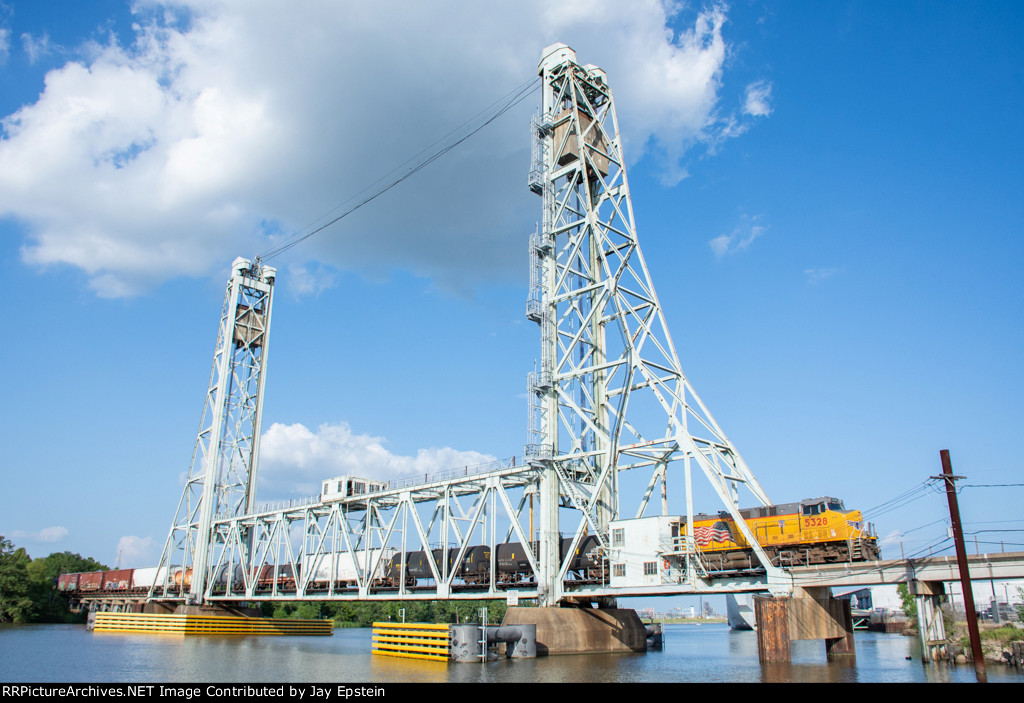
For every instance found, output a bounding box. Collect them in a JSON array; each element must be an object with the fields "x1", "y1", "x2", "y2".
[
  {"x1": 55, "y1": 496, "x2": 879, "y2": 596},
  {"x1": 54, "y1": 537, "x2": 604, "y2": 597}
]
